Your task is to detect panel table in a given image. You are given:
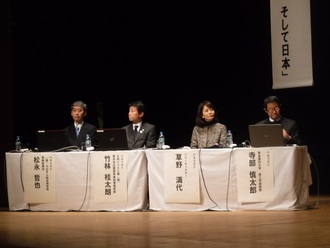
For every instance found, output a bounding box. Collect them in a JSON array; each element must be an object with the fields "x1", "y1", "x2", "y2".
[
  {"x1": 146, "y1": 146, "x2": 312, "y2": 211},
  {"x1": 6, "y1": 150, "x2": 148, "y2": 211}
]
